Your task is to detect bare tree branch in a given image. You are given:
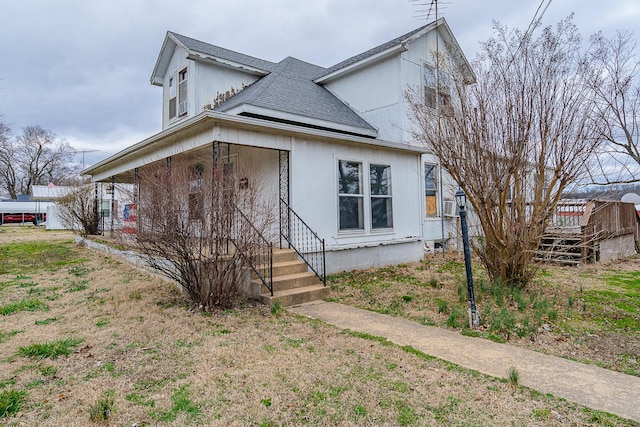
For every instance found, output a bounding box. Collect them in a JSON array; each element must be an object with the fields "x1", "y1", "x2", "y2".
[
  {"x1": 134, "y1": 156, "x2": 276, "y2": 310},
  {"x1": 588, "y1": 30, "x2": 640, "y2": 184},
  {"x1": 409, "y1": 17, "x2": 603, "y2": 285},
  {"x1": 0, "y1": 123, "x2": 78, "y2": 198}
]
